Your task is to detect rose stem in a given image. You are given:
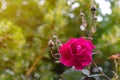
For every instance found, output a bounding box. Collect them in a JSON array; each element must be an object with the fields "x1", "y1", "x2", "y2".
[
  {"x1": 80, "y1": 11, "x2": 91, "y2": 38},
  {"x1": 55, "y1": 42, "x2": 59, "y2": 51},
  {"x1": 92, "y1": 60, "x2": 111, "y2": 80},
  {"x1": 50, "y1": 48, "x2": 60, "y2": 59},
  {"x1": 85, "y1": 29, "x2": 91, "y2": 38},
  {"x1": 114, "y1": 59, "x2": 119, "y2": 79}
]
